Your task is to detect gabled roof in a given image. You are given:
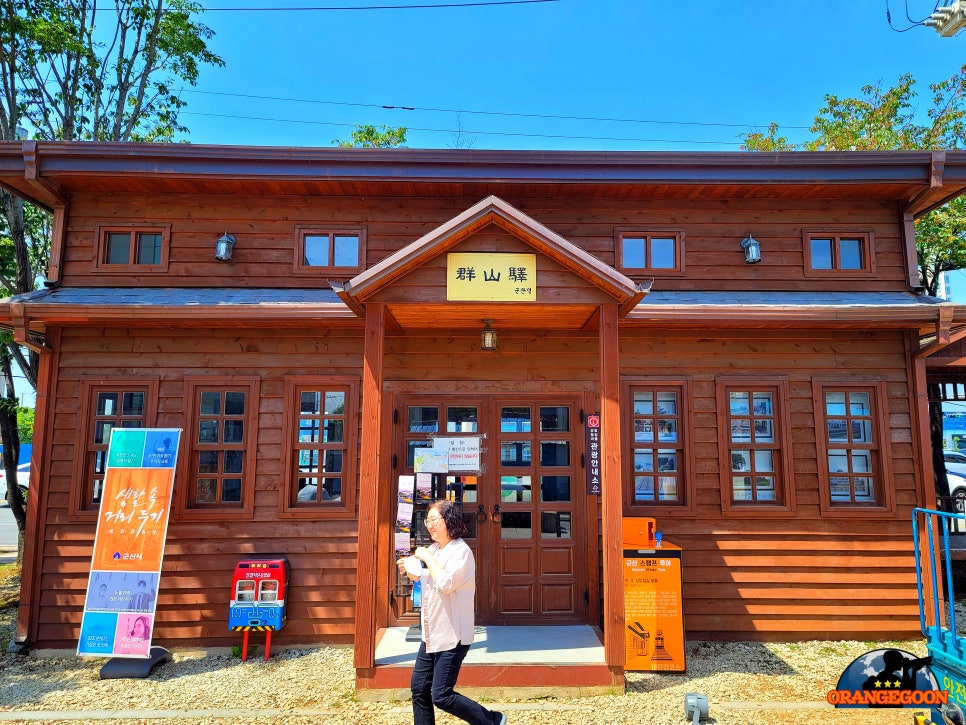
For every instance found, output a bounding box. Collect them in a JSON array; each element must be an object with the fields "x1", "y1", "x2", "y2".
[{"x1": 337, "y1": 195, "x2": 647, "y2": 318}]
